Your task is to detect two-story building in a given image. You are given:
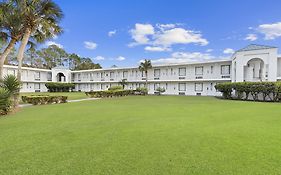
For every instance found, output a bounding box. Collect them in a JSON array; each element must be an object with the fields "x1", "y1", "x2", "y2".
[{"x1": 3, "y1": 44, "x2": 281, "y2": 96}]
